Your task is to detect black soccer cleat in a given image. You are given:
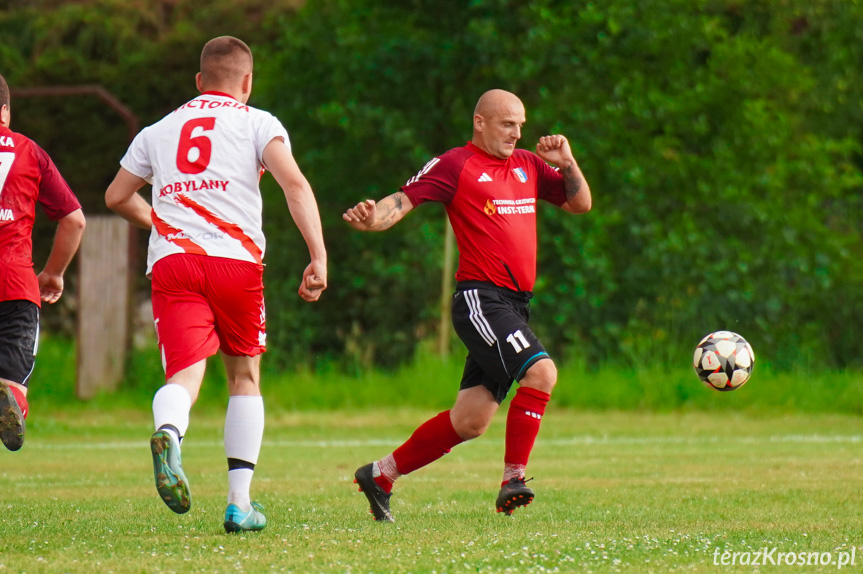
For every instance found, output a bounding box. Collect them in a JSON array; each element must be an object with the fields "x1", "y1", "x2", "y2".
[
  {"x1": 353, "y1": 463, "x2": 394, "y2": 522},
  {"x1": 0, "y1": 383, "x2": 24, "y2": 452},
  {"x1": 496, "y1": 476, "x2": 534, "y2": 516}
]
